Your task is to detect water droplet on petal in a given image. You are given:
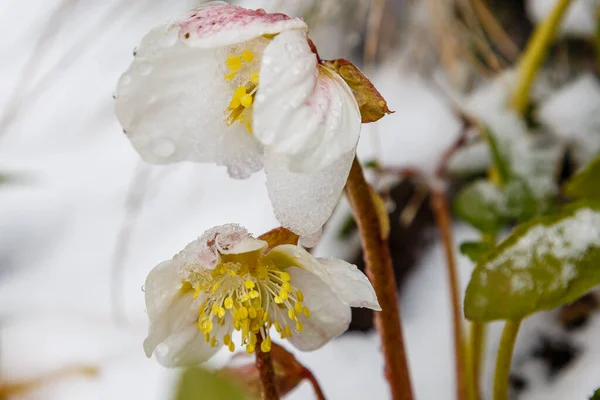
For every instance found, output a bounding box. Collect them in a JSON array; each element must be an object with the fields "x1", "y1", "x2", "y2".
[
  {"x1": 154, "y1": 139, "x2": 175, "y2": 158},
  {"x1": 138, "y1": 63, "x2": 152, "y2": 76}
]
